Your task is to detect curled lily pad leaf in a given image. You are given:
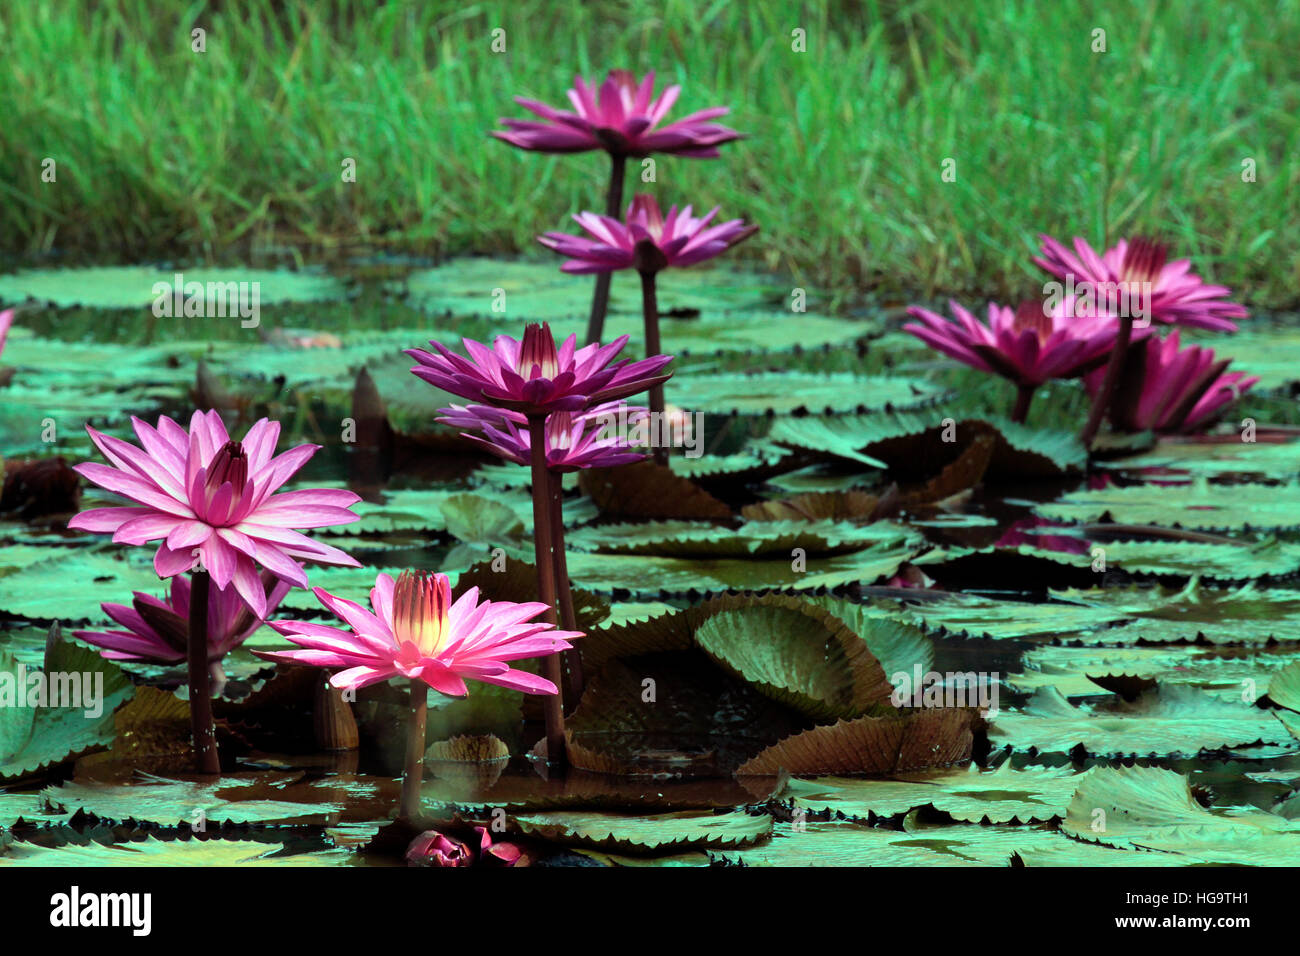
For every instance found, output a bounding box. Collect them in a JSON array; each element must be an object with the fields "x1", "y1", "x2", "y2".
[
  {"x1": 1, "y1": 642, "x2": 133, "y2": 781},
  {"x1": 510, "y1": 810, "x2": 773, "y2": 853},
  {"x1": 789, "y1": 762, "x2": 1085, "y2": 824},
  {"x1": 1062, "y1": 764, "x2": 1300, "y2": 864},
  {"x1": 989, "y1": 685, "x2": 1295, "y2": 757},
  {"x1": 802, "y1": 595, "x2": 934, "y2": 681},
  {"x1": 1269, "y1": 661, "x2": 1300, "y2": 713},
  {"x1": 736, "y1": 708, "x2": 976, "y2": 776},
  {"x1": 694, "y1": 603, "x2": 892, "y2": 720}
]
